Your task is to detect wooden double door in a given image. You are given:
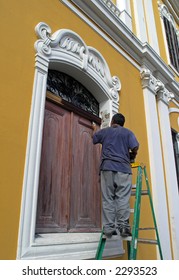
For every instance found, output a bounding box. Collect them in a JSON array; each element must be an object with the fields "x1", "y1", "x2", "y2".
[{"x1": 36, "y1": 97, "x2": 101, "y2": 233}]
